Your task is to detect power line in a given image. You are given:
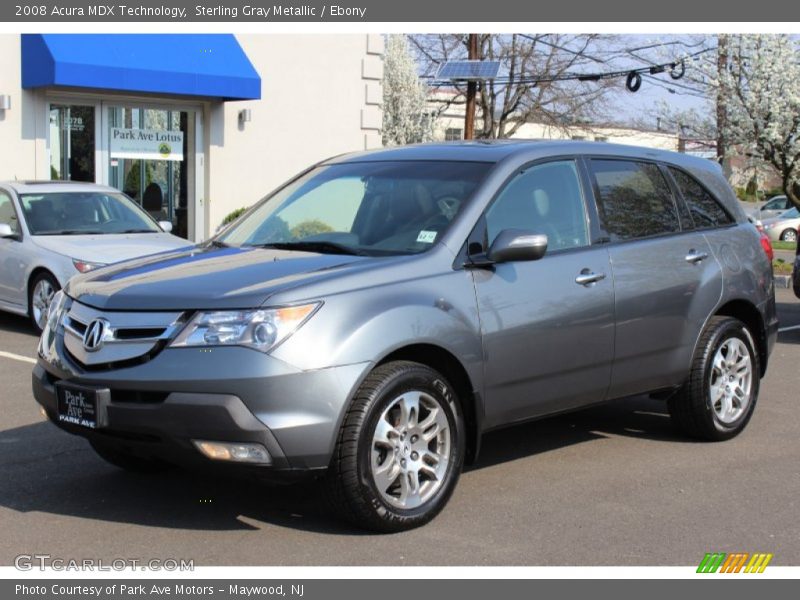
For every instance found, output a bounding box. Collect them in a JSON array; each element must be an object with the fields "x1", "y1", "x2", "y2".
[{"x1": 428, "y1": 47, "x2": 715, "y2": 95}]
